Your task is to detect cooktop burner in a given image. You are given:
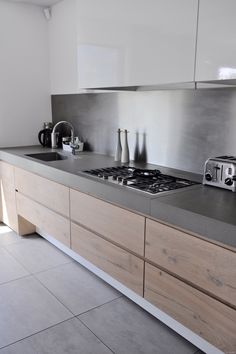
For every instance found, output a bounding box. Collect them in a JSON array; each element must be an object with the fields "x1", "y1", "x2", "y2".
[{"x1": 83, "y1": 166, "x2": 199, "y2": 195}]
